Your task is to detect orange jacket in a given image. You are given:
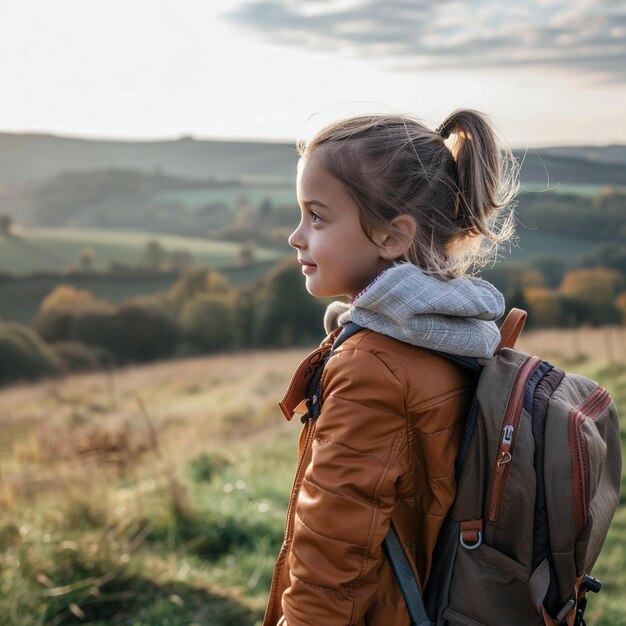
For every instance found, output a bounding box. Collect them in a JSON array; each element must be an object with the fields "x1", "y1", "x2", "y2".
[{"x1": 264, "y1": 328, "x2": 474, "y2": 626}]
